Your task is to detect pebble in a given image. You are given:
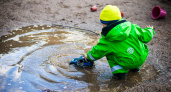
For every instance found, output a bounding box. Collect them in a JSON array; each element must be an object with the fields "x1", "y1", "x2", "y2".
[
  {"x1": 7, "y1": 83, "x2": 11, "y2": 85},
  {"x1": 19, "y1": 87, "x2": 23, "y2": 89}
]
